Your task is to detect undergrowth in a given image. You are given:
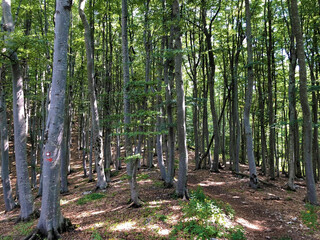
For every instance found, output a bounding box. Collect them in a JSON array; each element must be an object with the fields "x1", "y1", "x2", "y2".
[
  {"x1": 300, "y1": 203, "x2": 319, "y2": 233},
  {"x1": 77, "y1": 193, "x2": 106, "y2": 205},
  {"x1": 170, "y1": 187, "x2": 246, "y2": 240}
]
